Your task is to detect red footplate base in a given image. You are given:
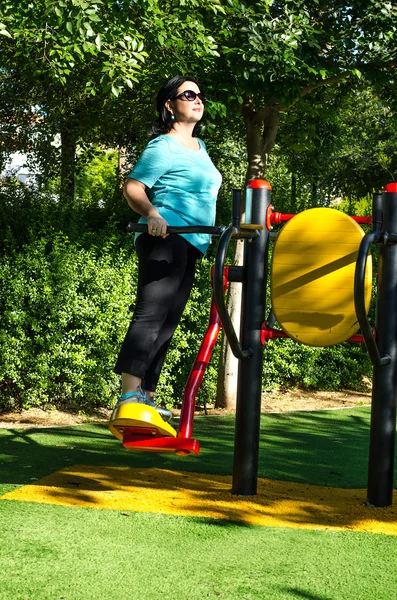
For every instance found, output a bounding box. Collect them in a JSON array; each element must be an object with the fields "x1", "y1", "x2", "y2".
[{"x1": 122, "y1": 432, "x2": 200, "y2": 456}]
